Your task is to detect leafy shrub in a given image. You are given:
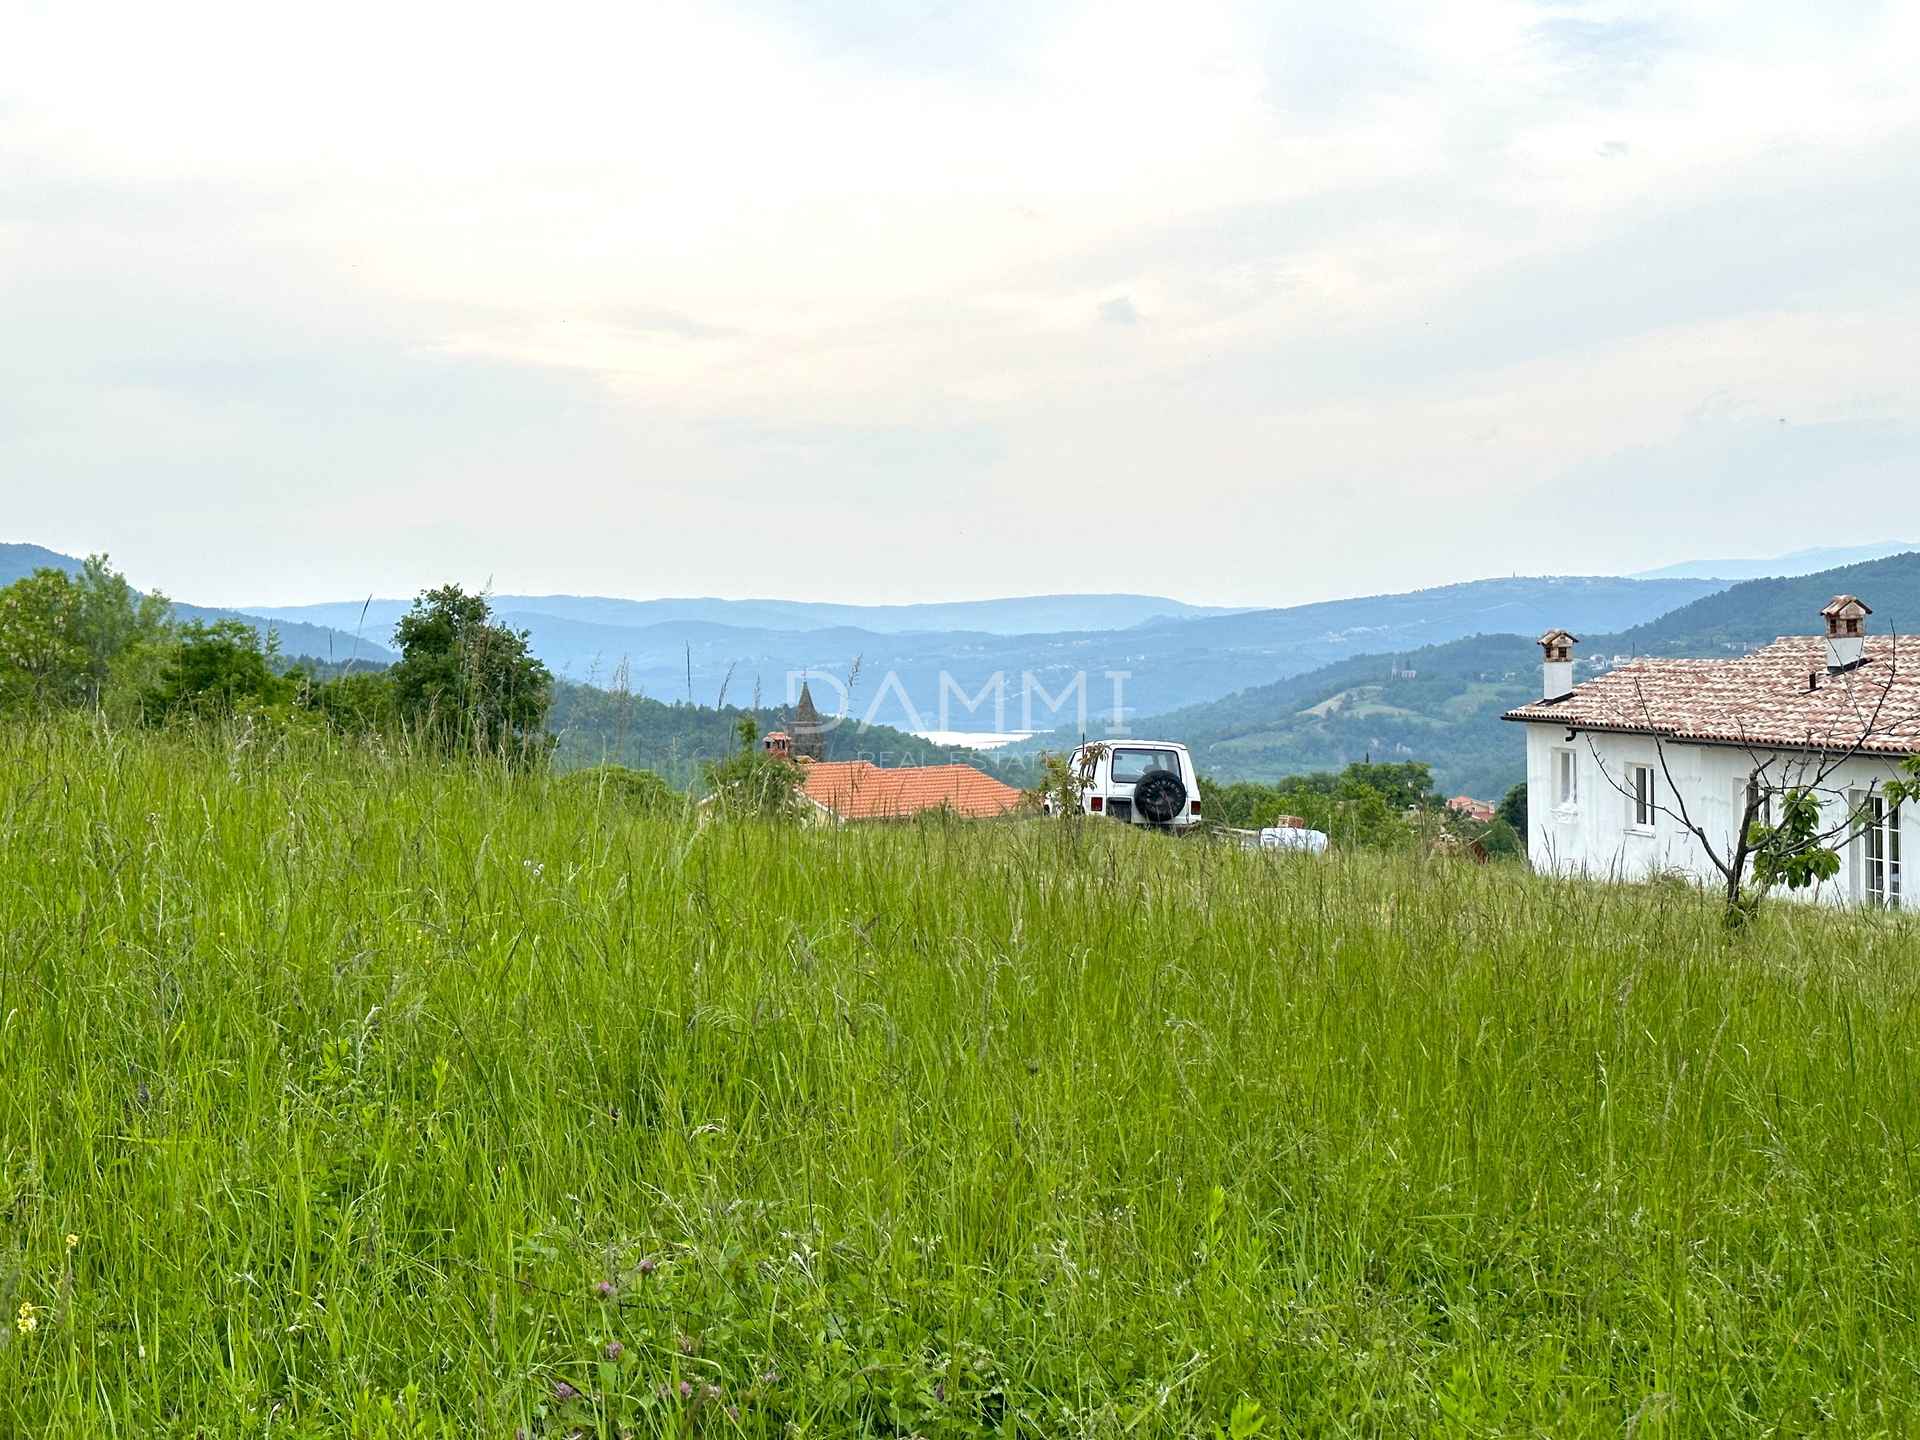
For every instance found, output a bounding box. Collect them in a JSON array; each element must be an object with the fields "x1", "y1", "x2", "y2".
[
  {"x1": 306, "y1": 668, "x2": 396, "y2": 735},
  {"x1": 144, "y1": 619, "x2": 296, "y2": 719},
  {"x1": 1200, "y1": 759, "x2": 1456, "y2": 848},
  {"x1": 562, "y1": 764, "x2": 680, "y2": 816}
]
